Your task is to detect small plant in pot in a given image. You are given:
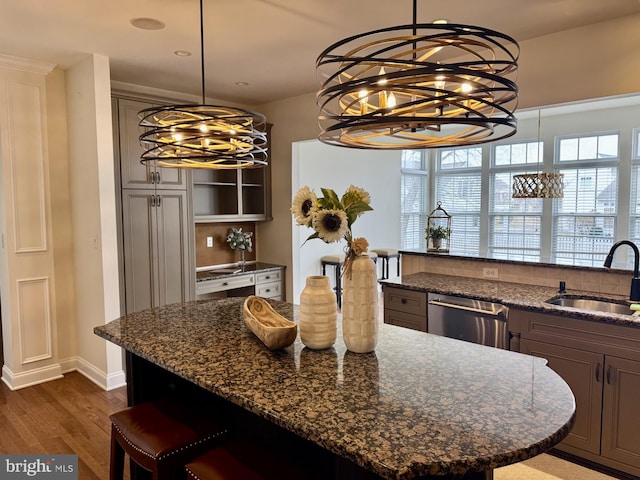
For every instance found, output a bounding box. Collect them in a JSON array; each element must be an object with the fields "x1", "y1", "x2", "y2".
[{"x1": 427, "y1": 225, "x2": 450, "y2": 250}]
